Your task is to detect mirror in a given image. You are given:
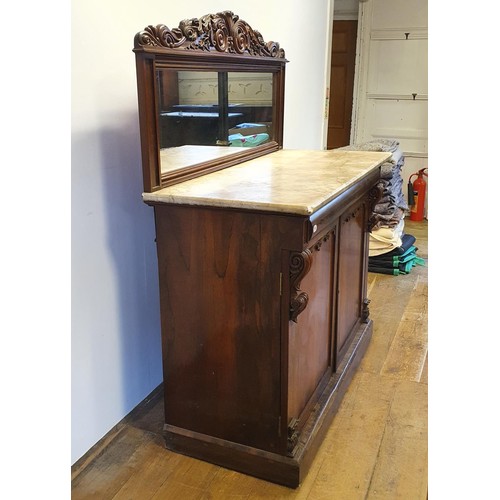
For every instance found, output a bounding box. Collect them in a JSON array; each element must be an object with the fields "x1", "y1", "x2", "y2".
[
  {"x1": 158, "y1": 70, "x2": 274, "y2": 175},
  {"x1": 133, "y1": 11, "x2": 287, "y2": 191}
]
